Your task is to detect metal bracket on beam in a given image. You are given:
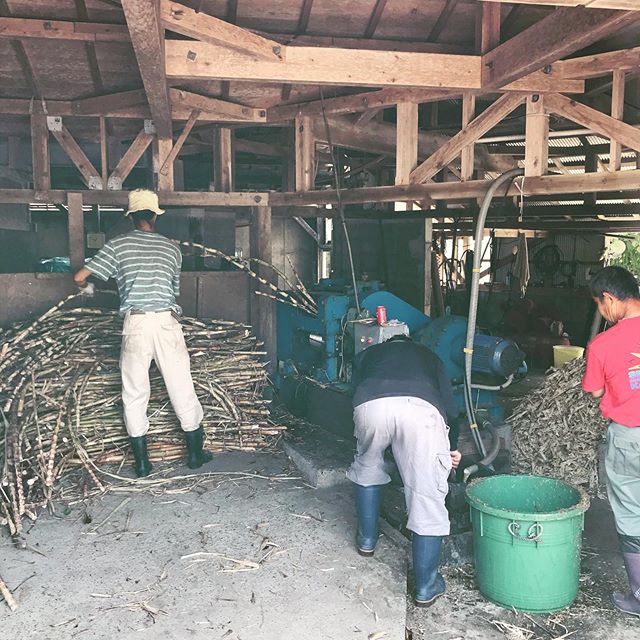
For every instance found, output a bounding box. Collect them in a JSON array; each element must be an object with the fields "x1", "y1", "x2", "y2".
[
  {"x1": 46, "y1": 116, "x2": 63, "y2": 132},
  {"x1": 87, "y1": 176, "x2": 103, "y2": 190},
  {"x1": 144, "y1": 119, "x2": 156, "y2": 134},
  {"x1": 107, "y1": 175, "x2": 123, "y2": 190}
]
